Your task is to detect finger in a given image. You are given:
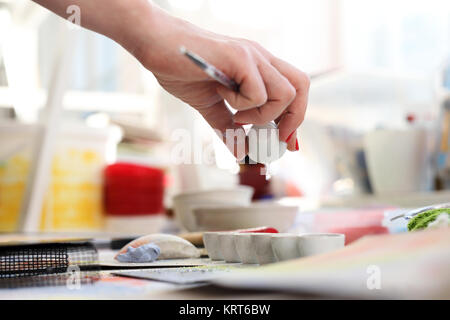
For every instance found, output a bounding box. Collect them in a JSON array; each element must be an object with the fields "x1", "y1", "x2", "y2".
[
  {"x1": 269, "y1": 58, "x2": 310, "y2": 143},
  {"x1": 197, "y1": 100, "x2": 248, "y2": 160},
  {"x1": 215, "y1": 49, "x2": 267, "y2": 110},
  {"x1": 286, "y1": 129, "x2": 297, "y2": 151},
  {"x1": 232, "y1": 59, "x2": 296, "y2": 125},
  {"x1": 274, "y1": 115, "x2": 296, "y2": 151}
]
